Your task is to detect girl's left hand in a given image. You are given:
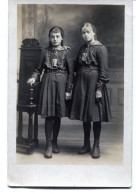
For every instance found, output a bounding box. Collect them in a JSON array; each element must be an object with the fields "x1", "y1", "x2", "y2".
[
  {"x1": 65, "y1": 92, "x2": 72, "y2": 100},
  {"x1": 96, "y1": 90, "x2": 102, "y2": 100}
]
